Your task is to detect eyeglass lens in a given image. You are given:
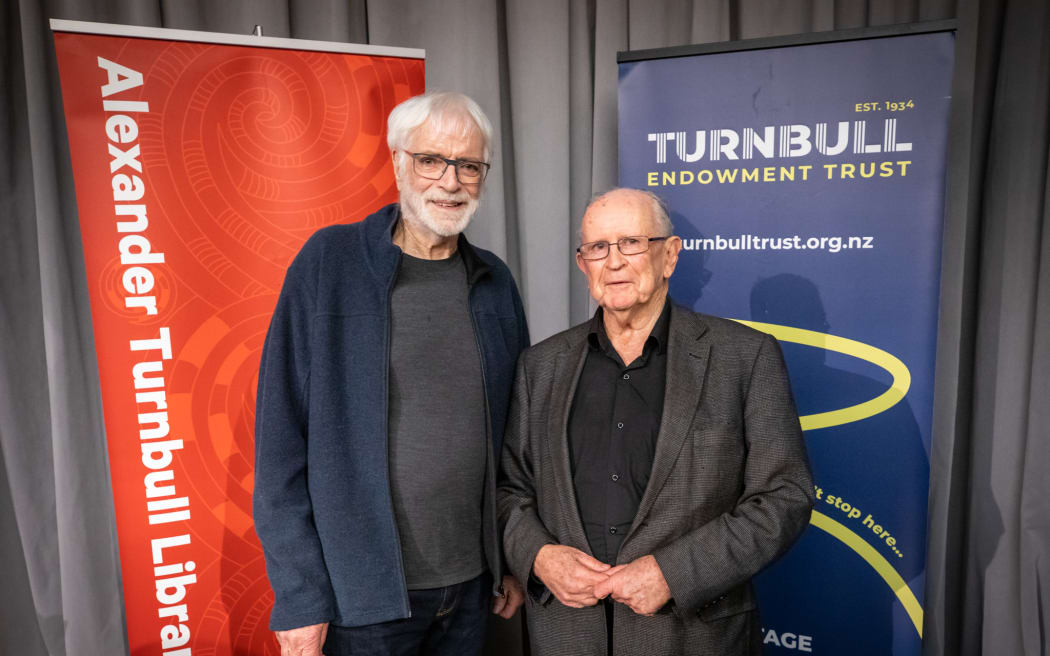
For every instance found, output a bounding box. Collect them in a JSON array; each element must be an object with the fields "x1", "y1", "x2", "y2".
[
  {"x1": 579, "y1": 236, "x2": 652, "y2": 259},
  {"x1": 413, "y1": 154, "x2": 485, "y2": 182}
]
